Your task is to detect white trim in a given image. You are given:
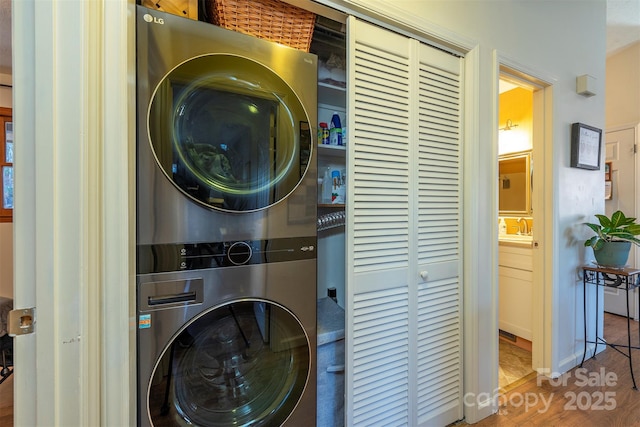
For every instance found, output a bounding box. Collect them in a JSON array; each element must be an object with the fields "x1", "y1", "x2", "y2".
[
  {"x1": 316, "y1": 0, "x2": 476, "y2": 55},
  {"x1": 498, "y1": 55, "x2": 558, "y2": 88},
  {"x1": 461, "y1": 45, "x2": 497, "y2": 424},
  {"x1": 86, "y1": 0, "x2": 102, "y2": 423},
  {"x1": 558, "y1": 343, "x2": 605, "y2": 376},
  {"x1": 279, "y1": 0, "x2": 347, "y2": 23},
  {"x1": 102, "y1": 0, "x2": 137, "y2": 425},
  {"x1": 540, "y1": 85, "x2": 557, "y2": 375},
  {"x1": 606, "y1": 122, "x2": 640, "y2": 133},
  {"x1": 12, "y1": 0, "x2": 38, "y2": 424}
]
